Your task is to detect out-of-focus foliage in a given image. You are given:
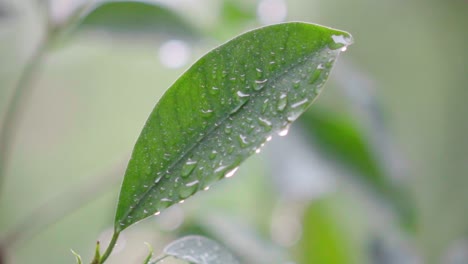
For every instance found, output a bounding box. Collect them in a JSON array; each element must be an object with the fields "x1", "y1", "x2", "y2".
[
  {"x1": 295, "y1": 197, "x2": 361, "y2": 264},
  {"x1": 0, "y1": 0, "x2": 466, "y2": 263},
  {"x1": 159, "y1": 235, "x2": 239, "y2": 264},
  {"x1": 77, "y1": 0, "x2": 199, "y2": 39}
]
